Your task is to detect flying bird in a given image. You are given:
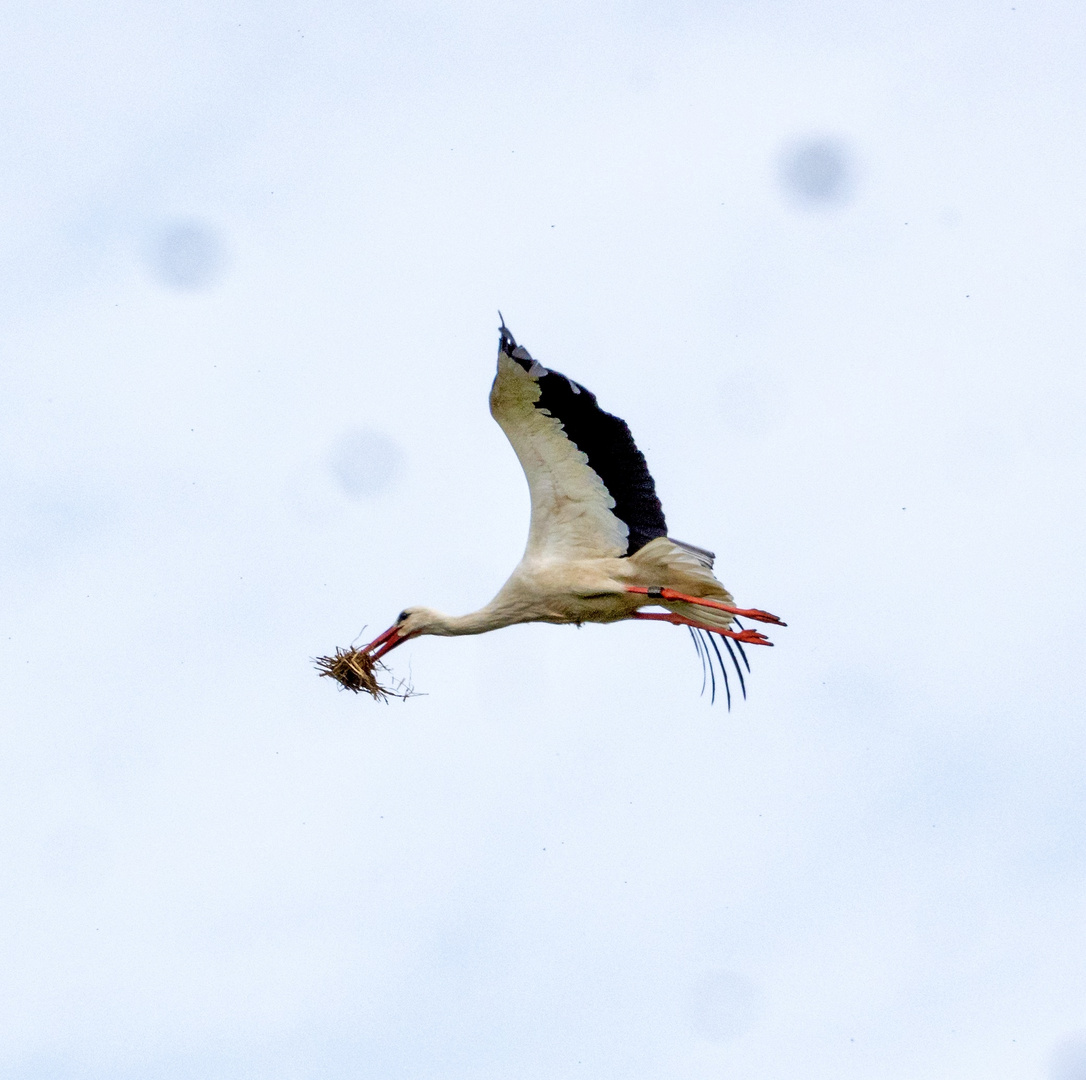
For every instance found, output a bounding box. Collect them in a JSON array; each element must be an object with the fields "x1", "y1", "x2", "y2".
[{"x1": 318, "y1": 318, "x2": 785, "y2": 705}]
